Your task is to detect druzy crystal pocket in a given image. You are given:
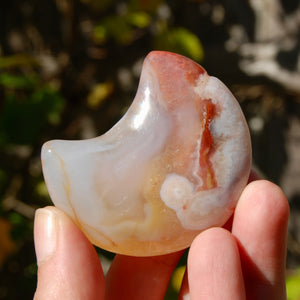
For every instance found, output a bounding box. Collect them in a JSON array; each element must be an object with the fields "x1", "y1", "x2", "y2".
[{"x1": 41, "y1": 51, "x2": 251, "y2": 256}]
